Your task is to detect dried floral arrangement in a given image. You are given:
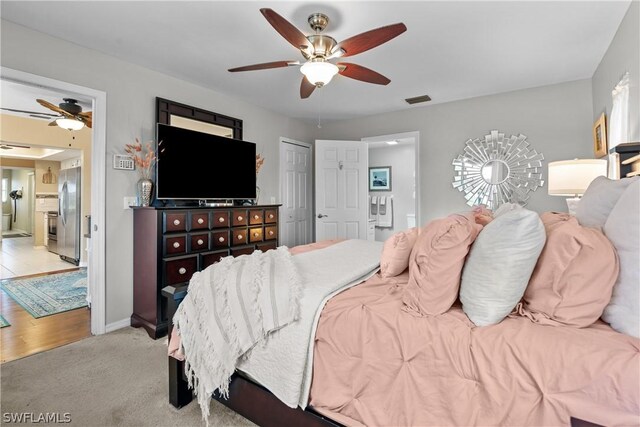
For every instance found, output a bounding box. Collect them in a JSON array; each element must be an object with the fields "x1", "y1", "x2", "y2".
[
  {"x1": 125, "y1": 138, "x2": 157, "y2": 180},
  {"x1": 256, "y1": 153, "x2": 265, "y2": 175}
]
